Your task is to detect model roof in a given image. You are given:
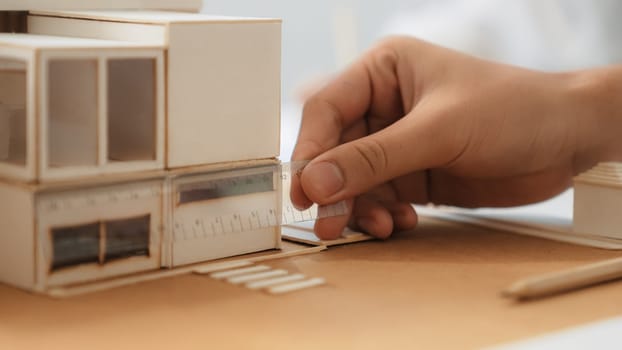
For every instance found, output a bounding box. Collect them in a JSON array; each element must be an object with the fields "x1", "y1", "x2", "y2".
[
  {"x1": 1, "y1": 0, "x2": 202, "y2": 11},
  {"x1": 0, "y1": 33, "x2": 162, "y2": 50},
  {"x1": 32, "y1": 10, "x2": 281, "y2": 25}
]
